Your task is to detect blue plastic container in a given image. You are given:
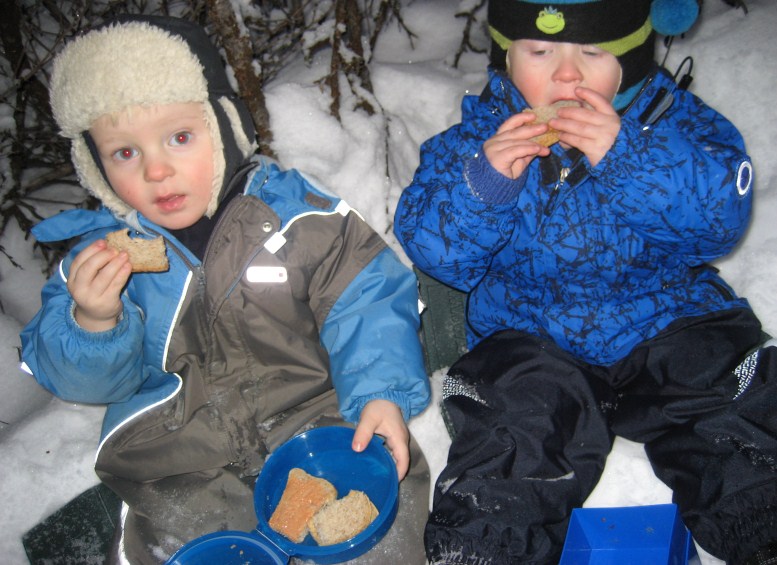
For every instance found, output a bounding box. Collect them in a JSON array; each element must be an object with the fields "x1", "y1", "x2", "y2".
[
  {"x1": 165, "y1": 426, "x2": 399, "y2": 565},
  {"x1": 560, "y1": 504, "x2": 700, "y2": 565}
]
